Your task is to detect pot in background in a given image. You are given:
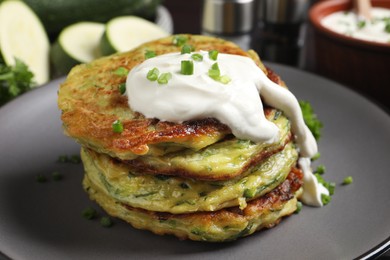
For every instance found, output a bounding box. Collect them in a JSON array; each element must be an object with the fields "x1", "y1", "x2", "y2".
[{"x1": 307, "y1": 0, "x2": 390, "y2": 108}]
